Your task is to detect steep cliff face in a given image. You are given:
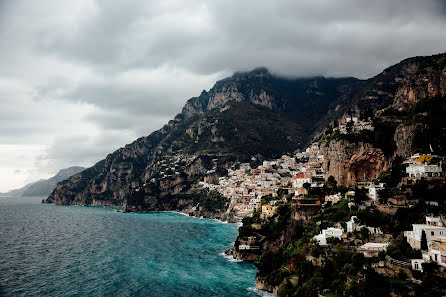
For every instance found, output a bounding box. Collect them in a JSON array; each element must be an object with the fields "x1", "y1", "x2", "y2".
[
  {"x1": 46, "y1": 53, "x2": 446, "y2": 207},
  {"x1": 316, "y1": 53, "x2": 446, "y2": 177},
  {"x1": 315, "y1": 53, "x2": 446, "y2": 137},
  {"x1": 393, "y1": 56, "x2": 446, "y2": 111},
  {"x1": 46, "y1": 68, "x2": 355, "y2": 207},
  {"x1": 393, "y1": 124, "x2": 420, "y2": 158},
  {"x1": 319, "y1": 140, "x2": 390, "y2": 187}
]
